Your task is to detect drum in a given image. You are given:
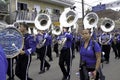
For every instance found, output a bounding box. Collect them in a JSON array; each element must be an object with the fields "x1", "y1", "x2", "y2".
[{"x1": 0, "y1": 27, "x2": 23, "y2": 58}]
